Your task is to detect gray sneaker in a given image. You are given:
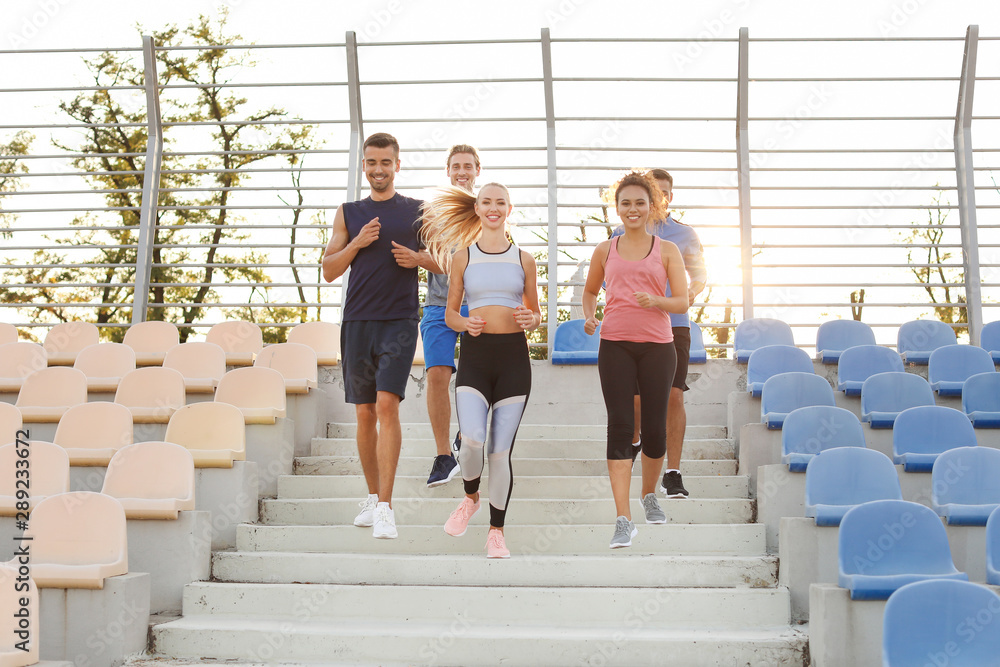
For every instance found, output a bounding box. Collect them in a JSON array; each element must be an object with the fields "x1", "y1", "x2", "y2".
[
  {"x1": 609, "y1": 516, "x2": 637, "y2": 549},
  {"x1": 642, "y1": 493, "x2": 667, "y2": 524}
]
